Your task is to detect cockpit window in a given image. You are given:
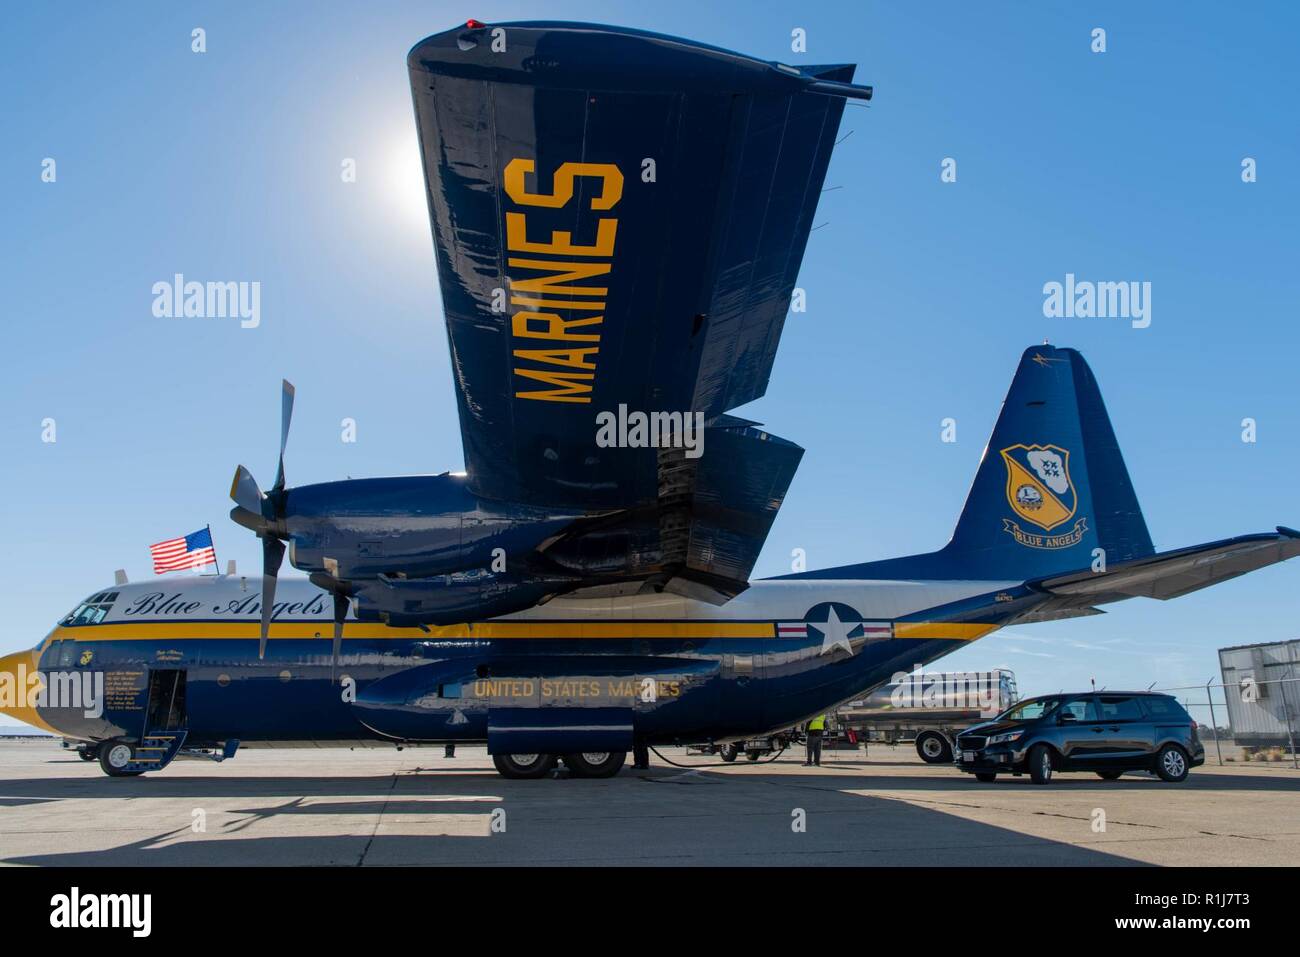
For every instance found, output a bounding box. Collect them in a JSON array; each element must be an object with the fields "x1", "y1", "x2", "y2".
[{"x1": 61, "y1": 592, "x2": 118, "y2": 626}]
